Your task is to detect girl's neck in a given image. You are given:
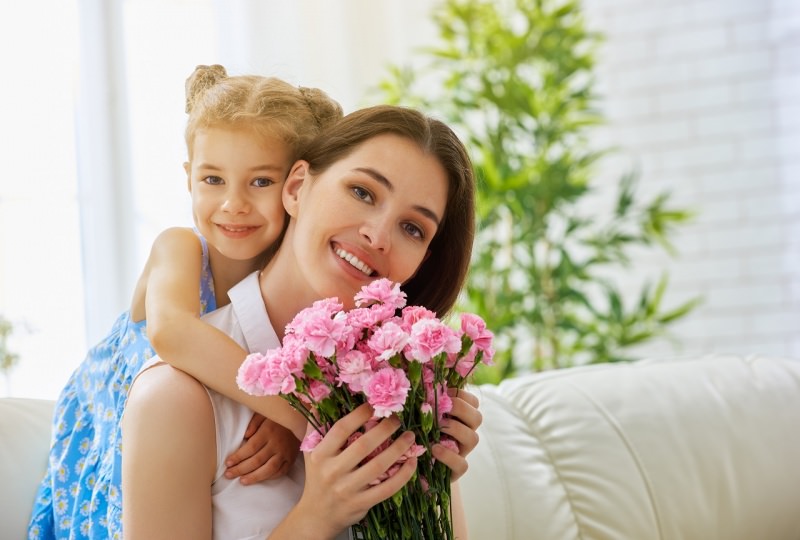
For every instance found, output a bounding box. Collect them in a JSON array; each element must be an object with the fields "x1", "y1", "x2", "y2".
[{"x1": 207, "y1": 247, "x2": 262, "y2": 308}]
